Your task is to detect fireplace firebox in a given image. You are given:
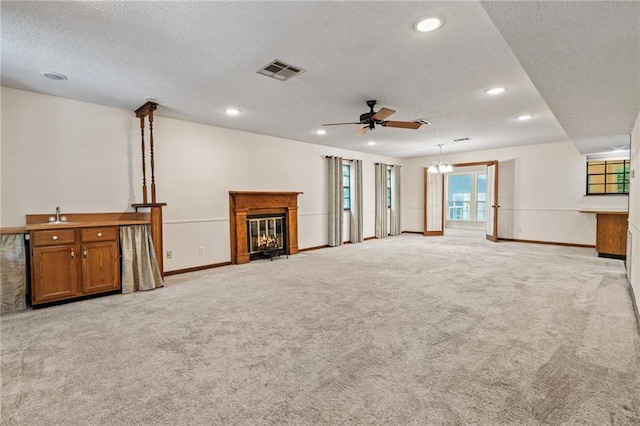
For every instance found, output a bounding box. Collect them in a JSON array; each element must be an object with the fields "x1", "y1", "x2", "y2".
[{"x1": 248, "y1": 214, "x2": 287, "y2": 260}]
